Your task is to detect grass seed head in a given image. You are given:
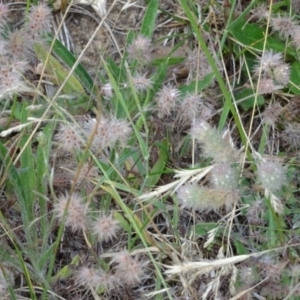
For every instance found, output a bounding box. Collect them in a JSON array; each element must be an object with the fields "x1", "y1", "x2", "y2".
[
  {"x1": 210, "y1": 163, "x2": 239, "y2": 191},
  {"x1": 256, "y1": 160, "x2": 287, "y2": 193}
]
